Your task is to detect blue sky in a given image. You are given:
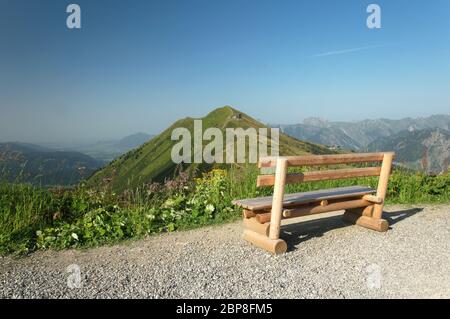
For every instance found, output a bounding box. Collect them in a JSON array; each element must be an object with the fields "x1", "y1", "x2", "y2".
[{"x1": 1, "y1": 0, "x2": 449, "y2": 143}]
